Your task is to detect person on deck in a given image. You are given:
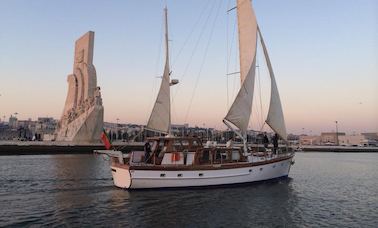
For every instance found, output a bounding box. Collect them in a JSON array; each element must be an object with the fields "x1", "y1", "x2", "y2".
[
  {"x1": 263, "y1": 132, "x2": 269, "y2": 149},
  {"x1": 144, "y1": 142, "x2": 152, "y2": 163},
  {"x1": 272, "y1": 133, "x2": 279, "y2": 154}
]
